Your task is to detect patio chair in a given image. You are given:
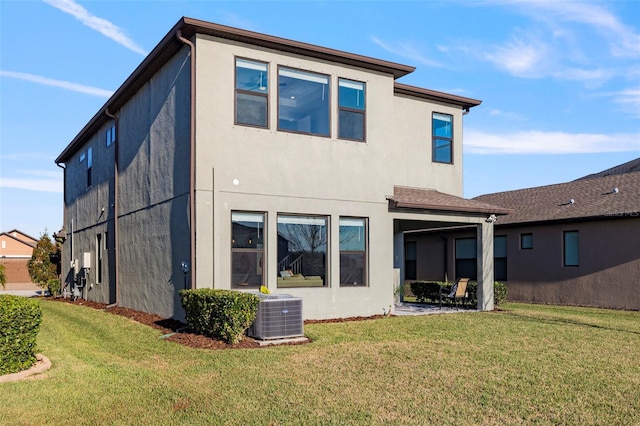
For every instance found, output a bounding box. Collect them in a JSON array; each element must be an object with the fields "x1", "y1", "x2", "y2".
[{"x1": 439, "y1": 278, "x2": 470, "y2": 310}]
